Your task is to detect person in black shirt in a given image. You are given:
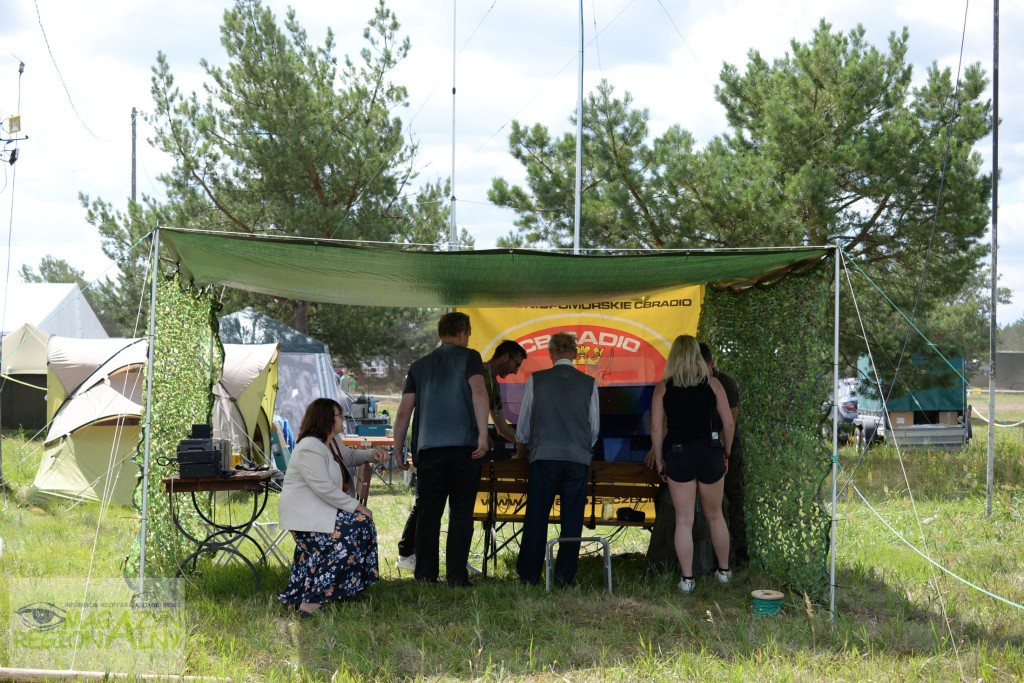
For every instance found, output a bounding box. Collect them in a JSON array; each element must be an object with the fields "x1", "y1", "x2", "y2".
[
  {"x1": 651, "y1": 335, "x2": 734, "y2": 593},
  {"x1": 393, "y1": 313, "x2": 489, "y2": 586}
]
